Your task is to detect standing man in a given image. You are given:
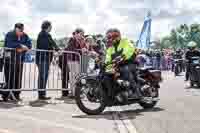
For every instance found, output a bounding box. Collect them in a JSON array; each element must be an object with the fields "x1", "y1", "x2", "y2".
[
  {"x1": 58, "y1": 52, "x2": 70, "y2": 98},
  {"x1": 155, "y1": 50, "x2": 161, "y2": 70},
  {"x1": 65, "y1": 28, "x2": 86, "y2": 97},
  {"x1": 185, "y1": 41, "x2": 200, "y2": 81},
  {"x1": 36, "y1": 21, "x2": 59, "y2": 100},
  {"x1": 3, "y1": 23, "x2": 32, "y2": 101}
]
